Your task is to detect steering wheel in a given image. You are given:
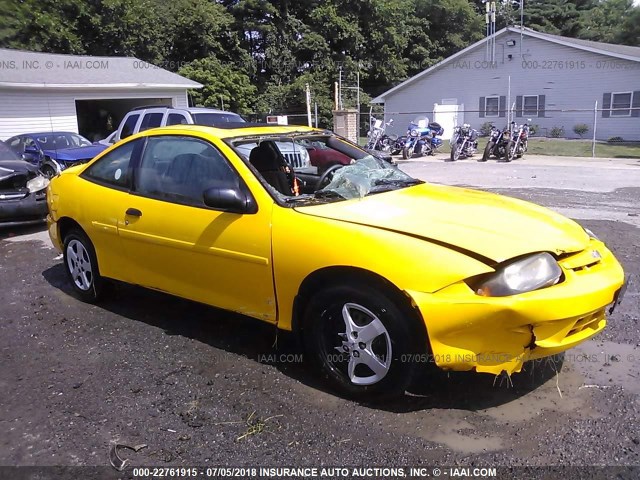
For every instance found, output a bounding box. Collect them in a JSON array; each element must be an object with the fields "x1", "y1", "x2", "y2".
[{"x1": 315, "y1": 164, "x2": 344, "y2": 191}]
